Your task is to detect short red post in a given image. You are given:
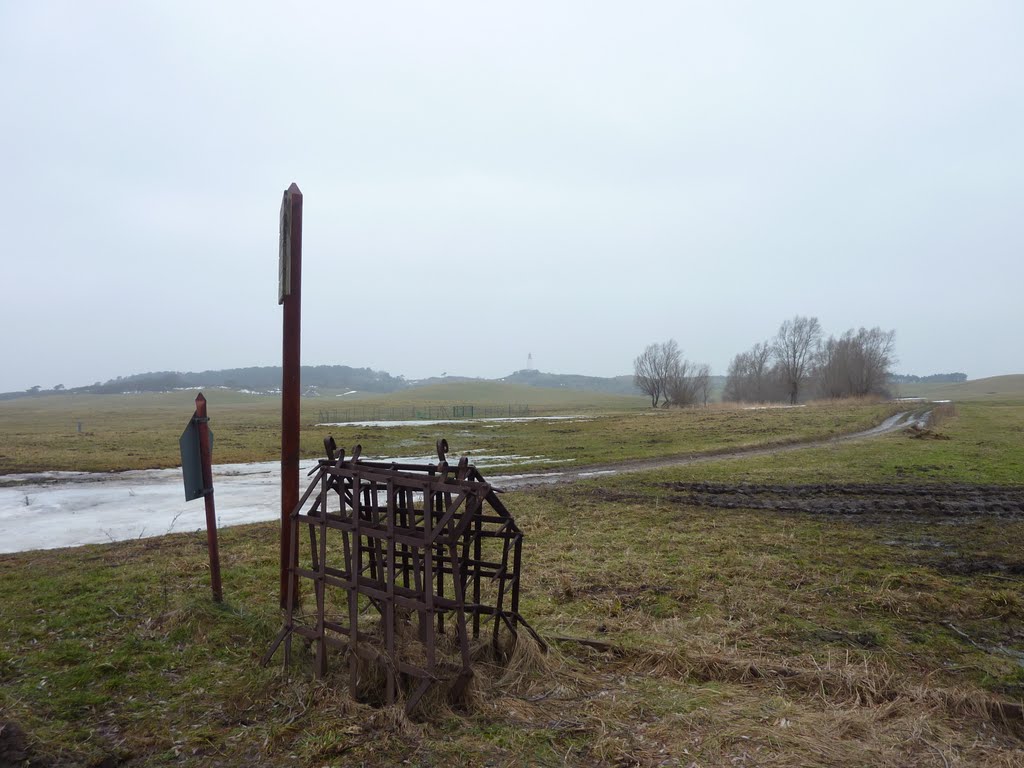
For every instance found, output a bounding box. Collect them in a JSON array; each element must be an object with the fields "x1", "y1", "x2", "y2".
[{"x1": 195, "y1": 393, "x2": 223, "y2": 602}]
